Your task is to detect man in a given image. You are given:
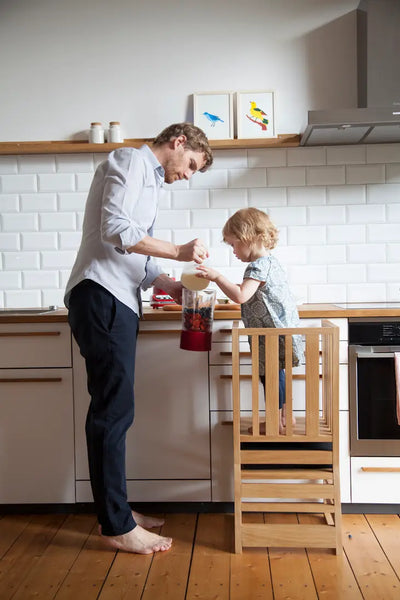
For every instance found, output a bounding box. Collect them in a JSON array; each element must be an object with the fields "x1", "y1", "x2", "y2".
[{"x1": 64, "y1": 123, "x2": 213, "y2": 554}]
